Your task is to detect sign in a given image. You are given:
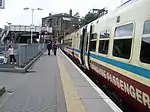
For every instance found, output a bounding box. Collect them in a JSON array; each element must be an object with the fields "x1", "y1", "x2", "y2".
[
  {"x1": 40, "y1": 27, "x2": 52, "y2": 34},
  {"x1": 0, "y1": 0, "x2": 5, "y2": 9},
  {"x1": 63, "y1": 17, "x2": 71, "y2": 21},
  {"x1": 47, "y1": 27, "x2": 52, "y2": 33}
]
